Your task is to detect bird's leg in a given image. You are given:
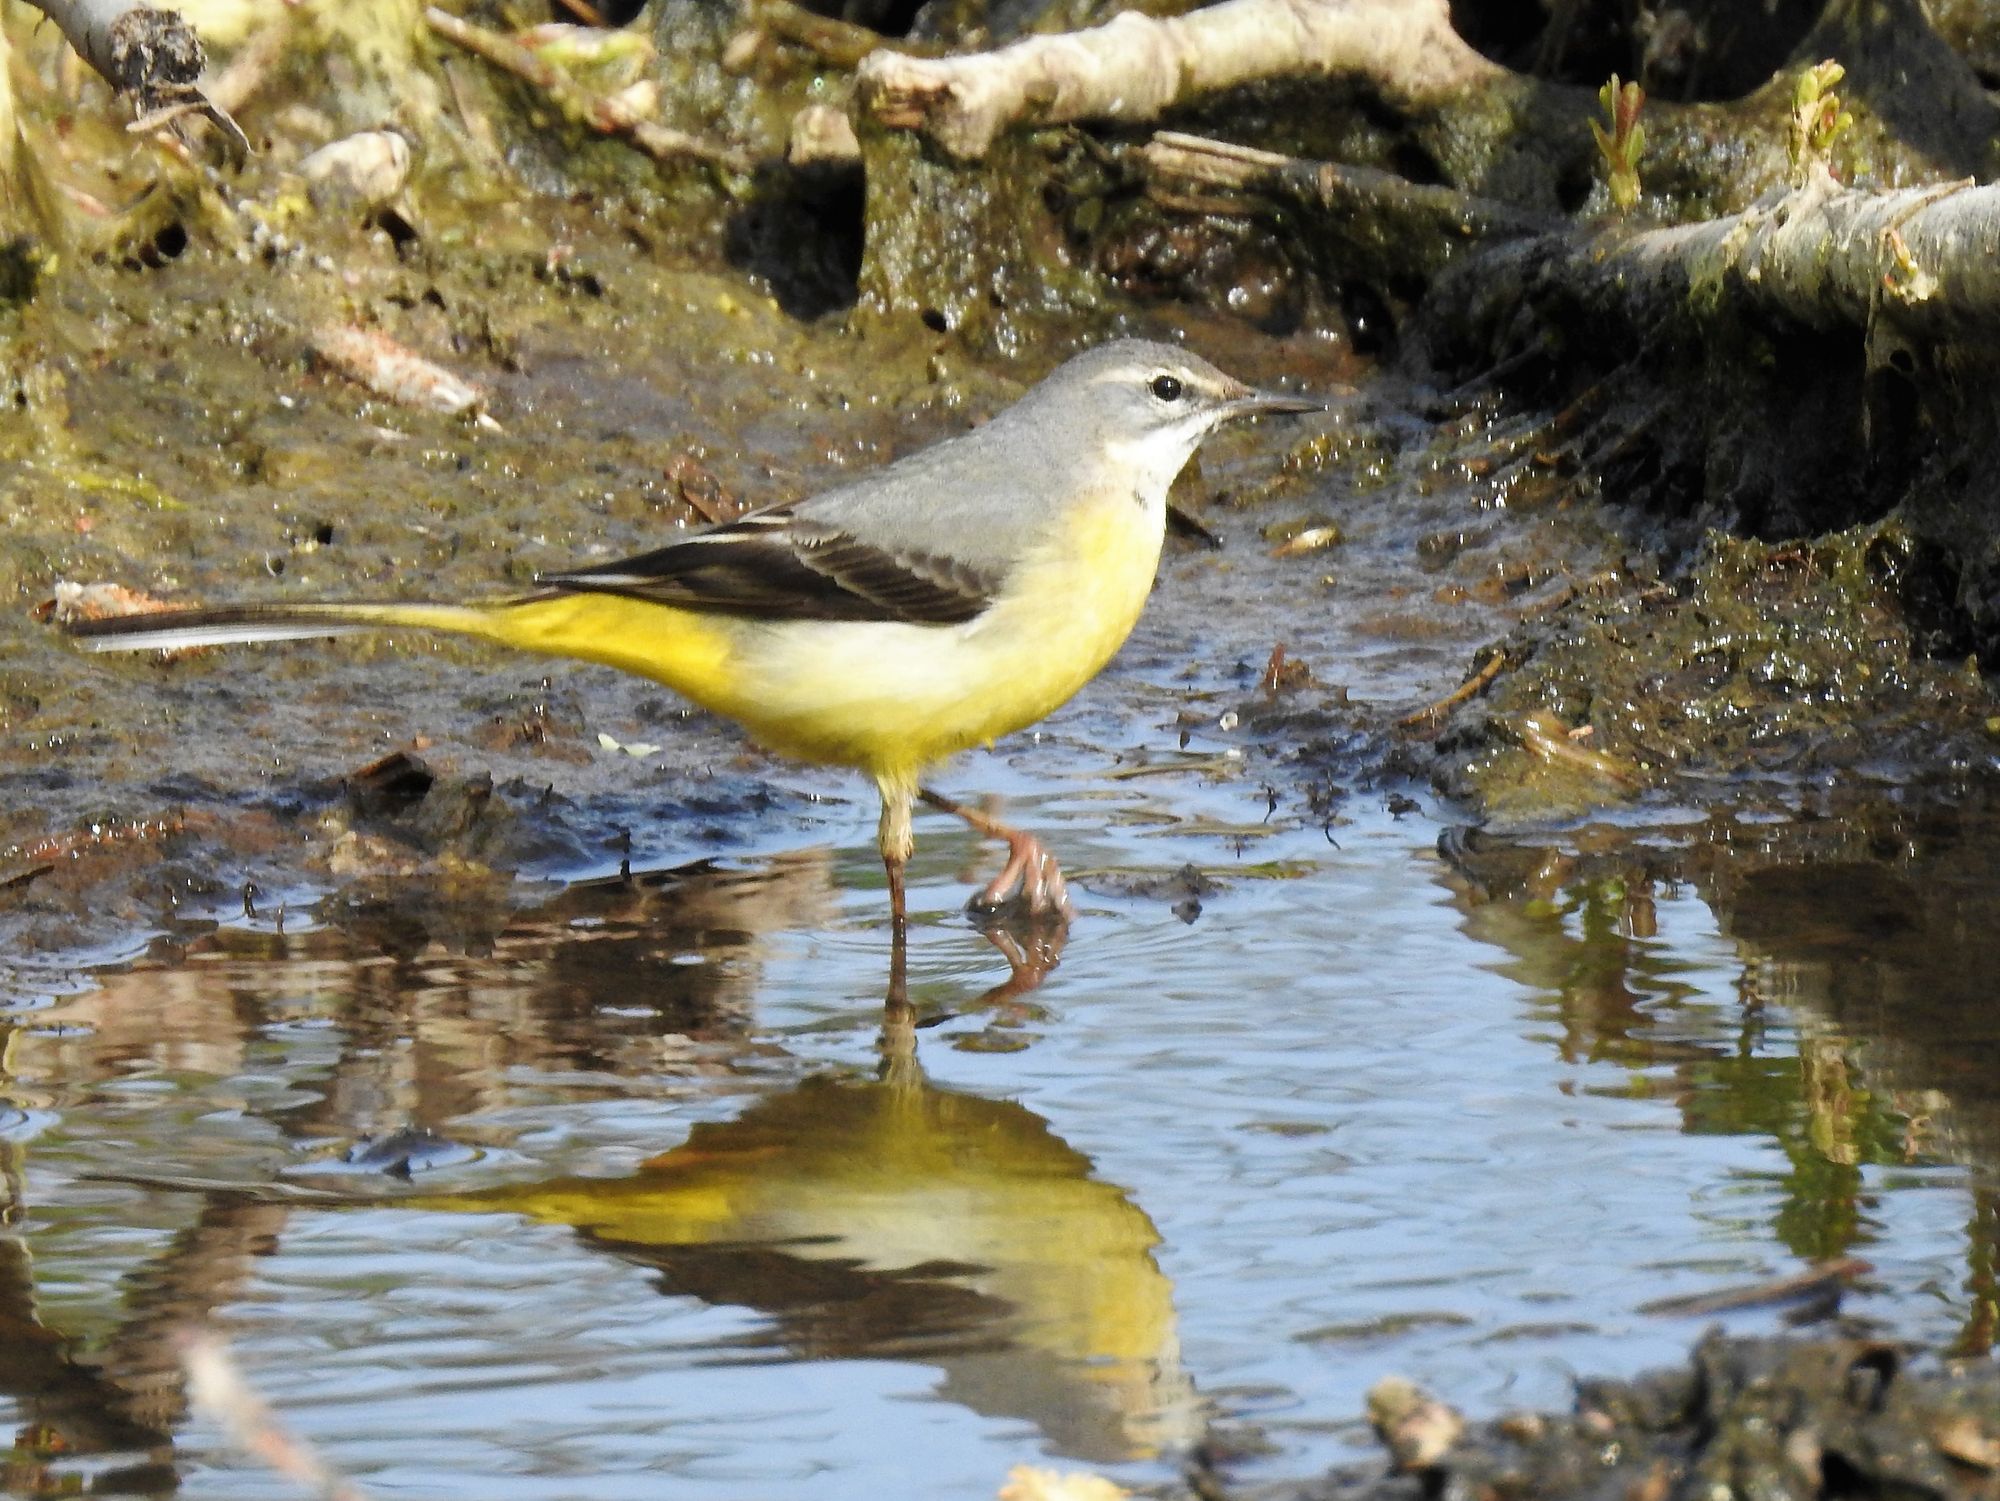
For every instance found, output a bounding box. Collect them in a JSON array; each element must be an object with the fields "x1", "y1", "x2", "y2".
[
  {"x1": 876, "y1": 777, "x2": 915, "y2": 938},
  {"x1": 885, "y1": 857, "x2": 907, "y2": 936},
  {"x1": 917, "y1": 788, "x2": 1072, "y2": 920},
  {"x1": 878, "y1": 921, "x2": 918, "y2": 1081}
]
